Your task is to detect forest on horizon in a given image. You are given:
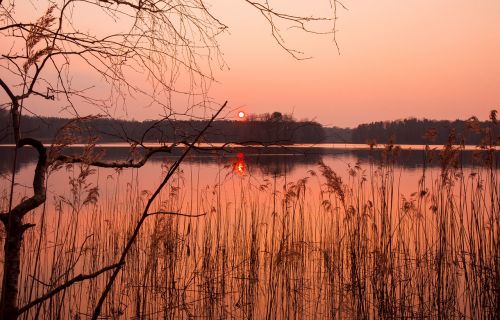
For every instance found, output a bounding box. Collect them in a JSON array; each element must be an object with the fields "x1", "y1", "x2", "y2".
[{"x1": 0, "y1": 108, "x2": 497, "y2": 146}]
